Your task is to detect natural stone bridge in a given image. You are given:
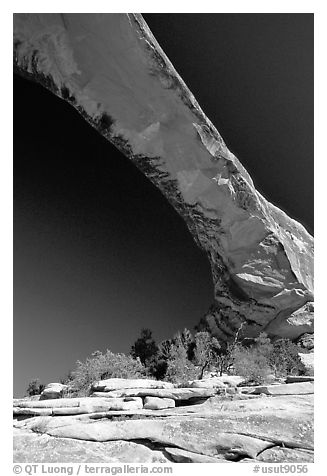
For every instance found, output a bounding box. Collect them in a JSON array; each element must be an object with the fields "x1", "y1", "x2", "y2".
[{"x1": 13, "y1": 13, "x2": 314, "y2": 342}]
